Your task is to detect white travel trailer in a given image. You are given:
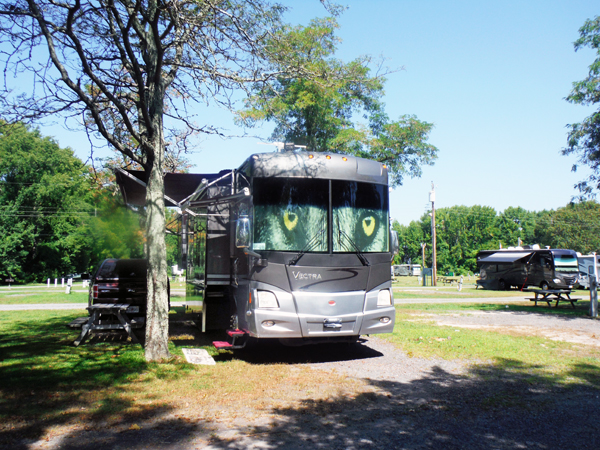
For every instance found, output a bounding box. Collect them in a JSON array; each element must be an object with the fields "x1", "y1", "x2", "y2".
[{"x1": 577, "y1": 254, "x2": 600, "y2": 289}]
